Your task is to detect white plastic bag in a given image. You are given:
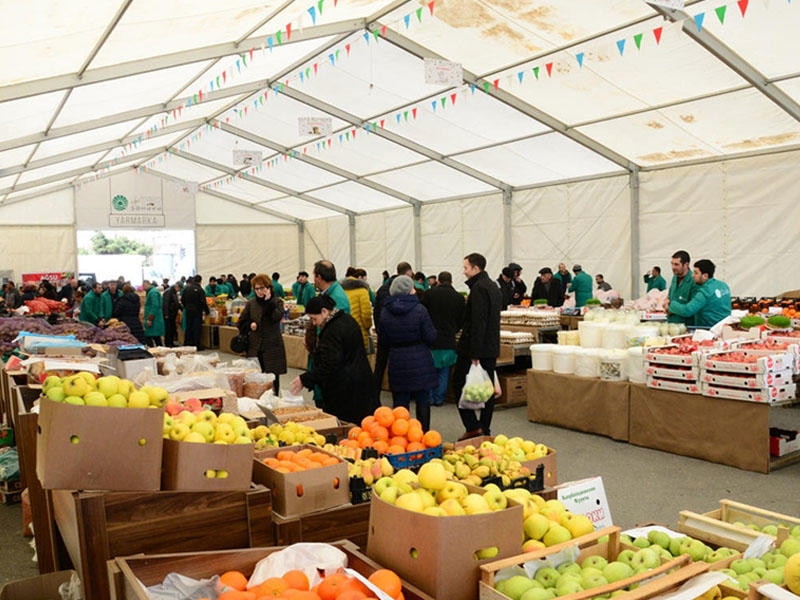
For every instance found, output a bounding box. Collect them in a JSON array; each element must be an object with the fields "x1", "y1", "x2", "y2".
[
  {"x1": 458, "y1": 363, "x2": 493, "y2": 410},
  {"x1": 248, "y1": 543, "x2": 348, "y2": 589},
  {"x1": 144, "y1": 572, "x2": 219, "y2": 600}
]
